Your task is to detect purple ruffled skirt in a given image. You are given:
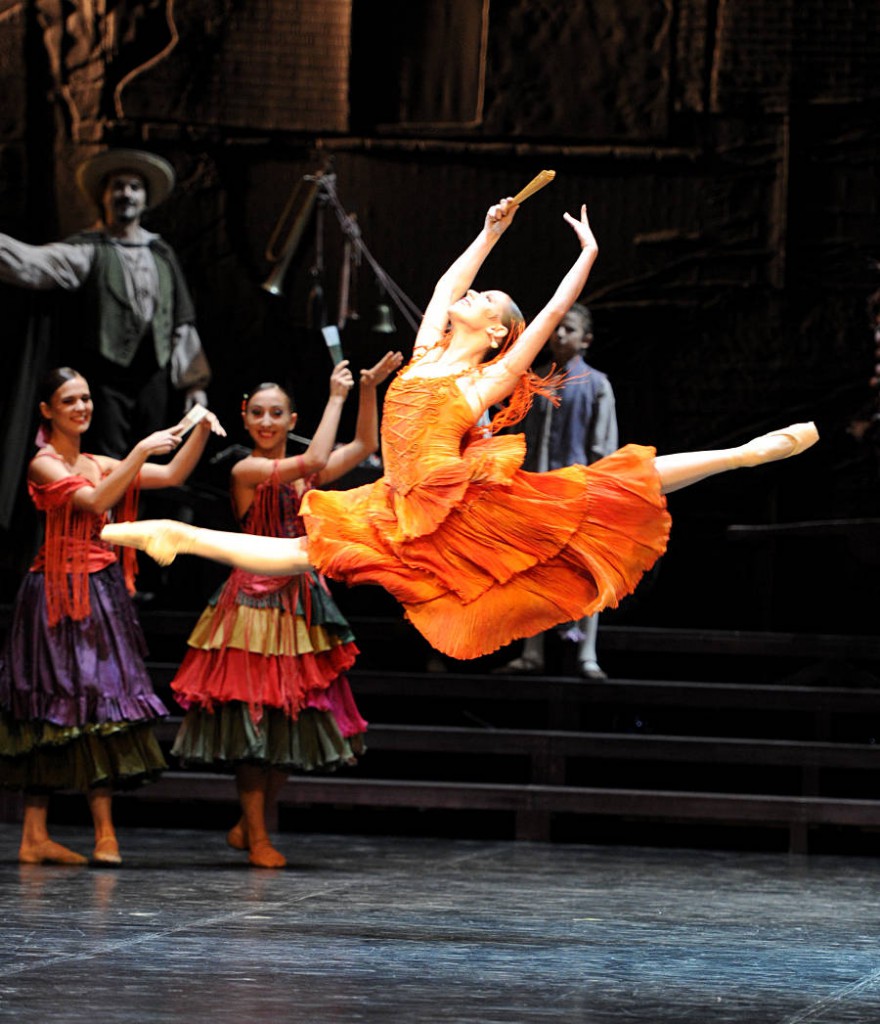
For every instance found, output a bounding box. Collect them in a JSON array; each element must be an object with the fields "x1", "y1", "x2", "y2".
[{"x1": 0, "y1": 564, "x2": 168, "y2": 792}]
